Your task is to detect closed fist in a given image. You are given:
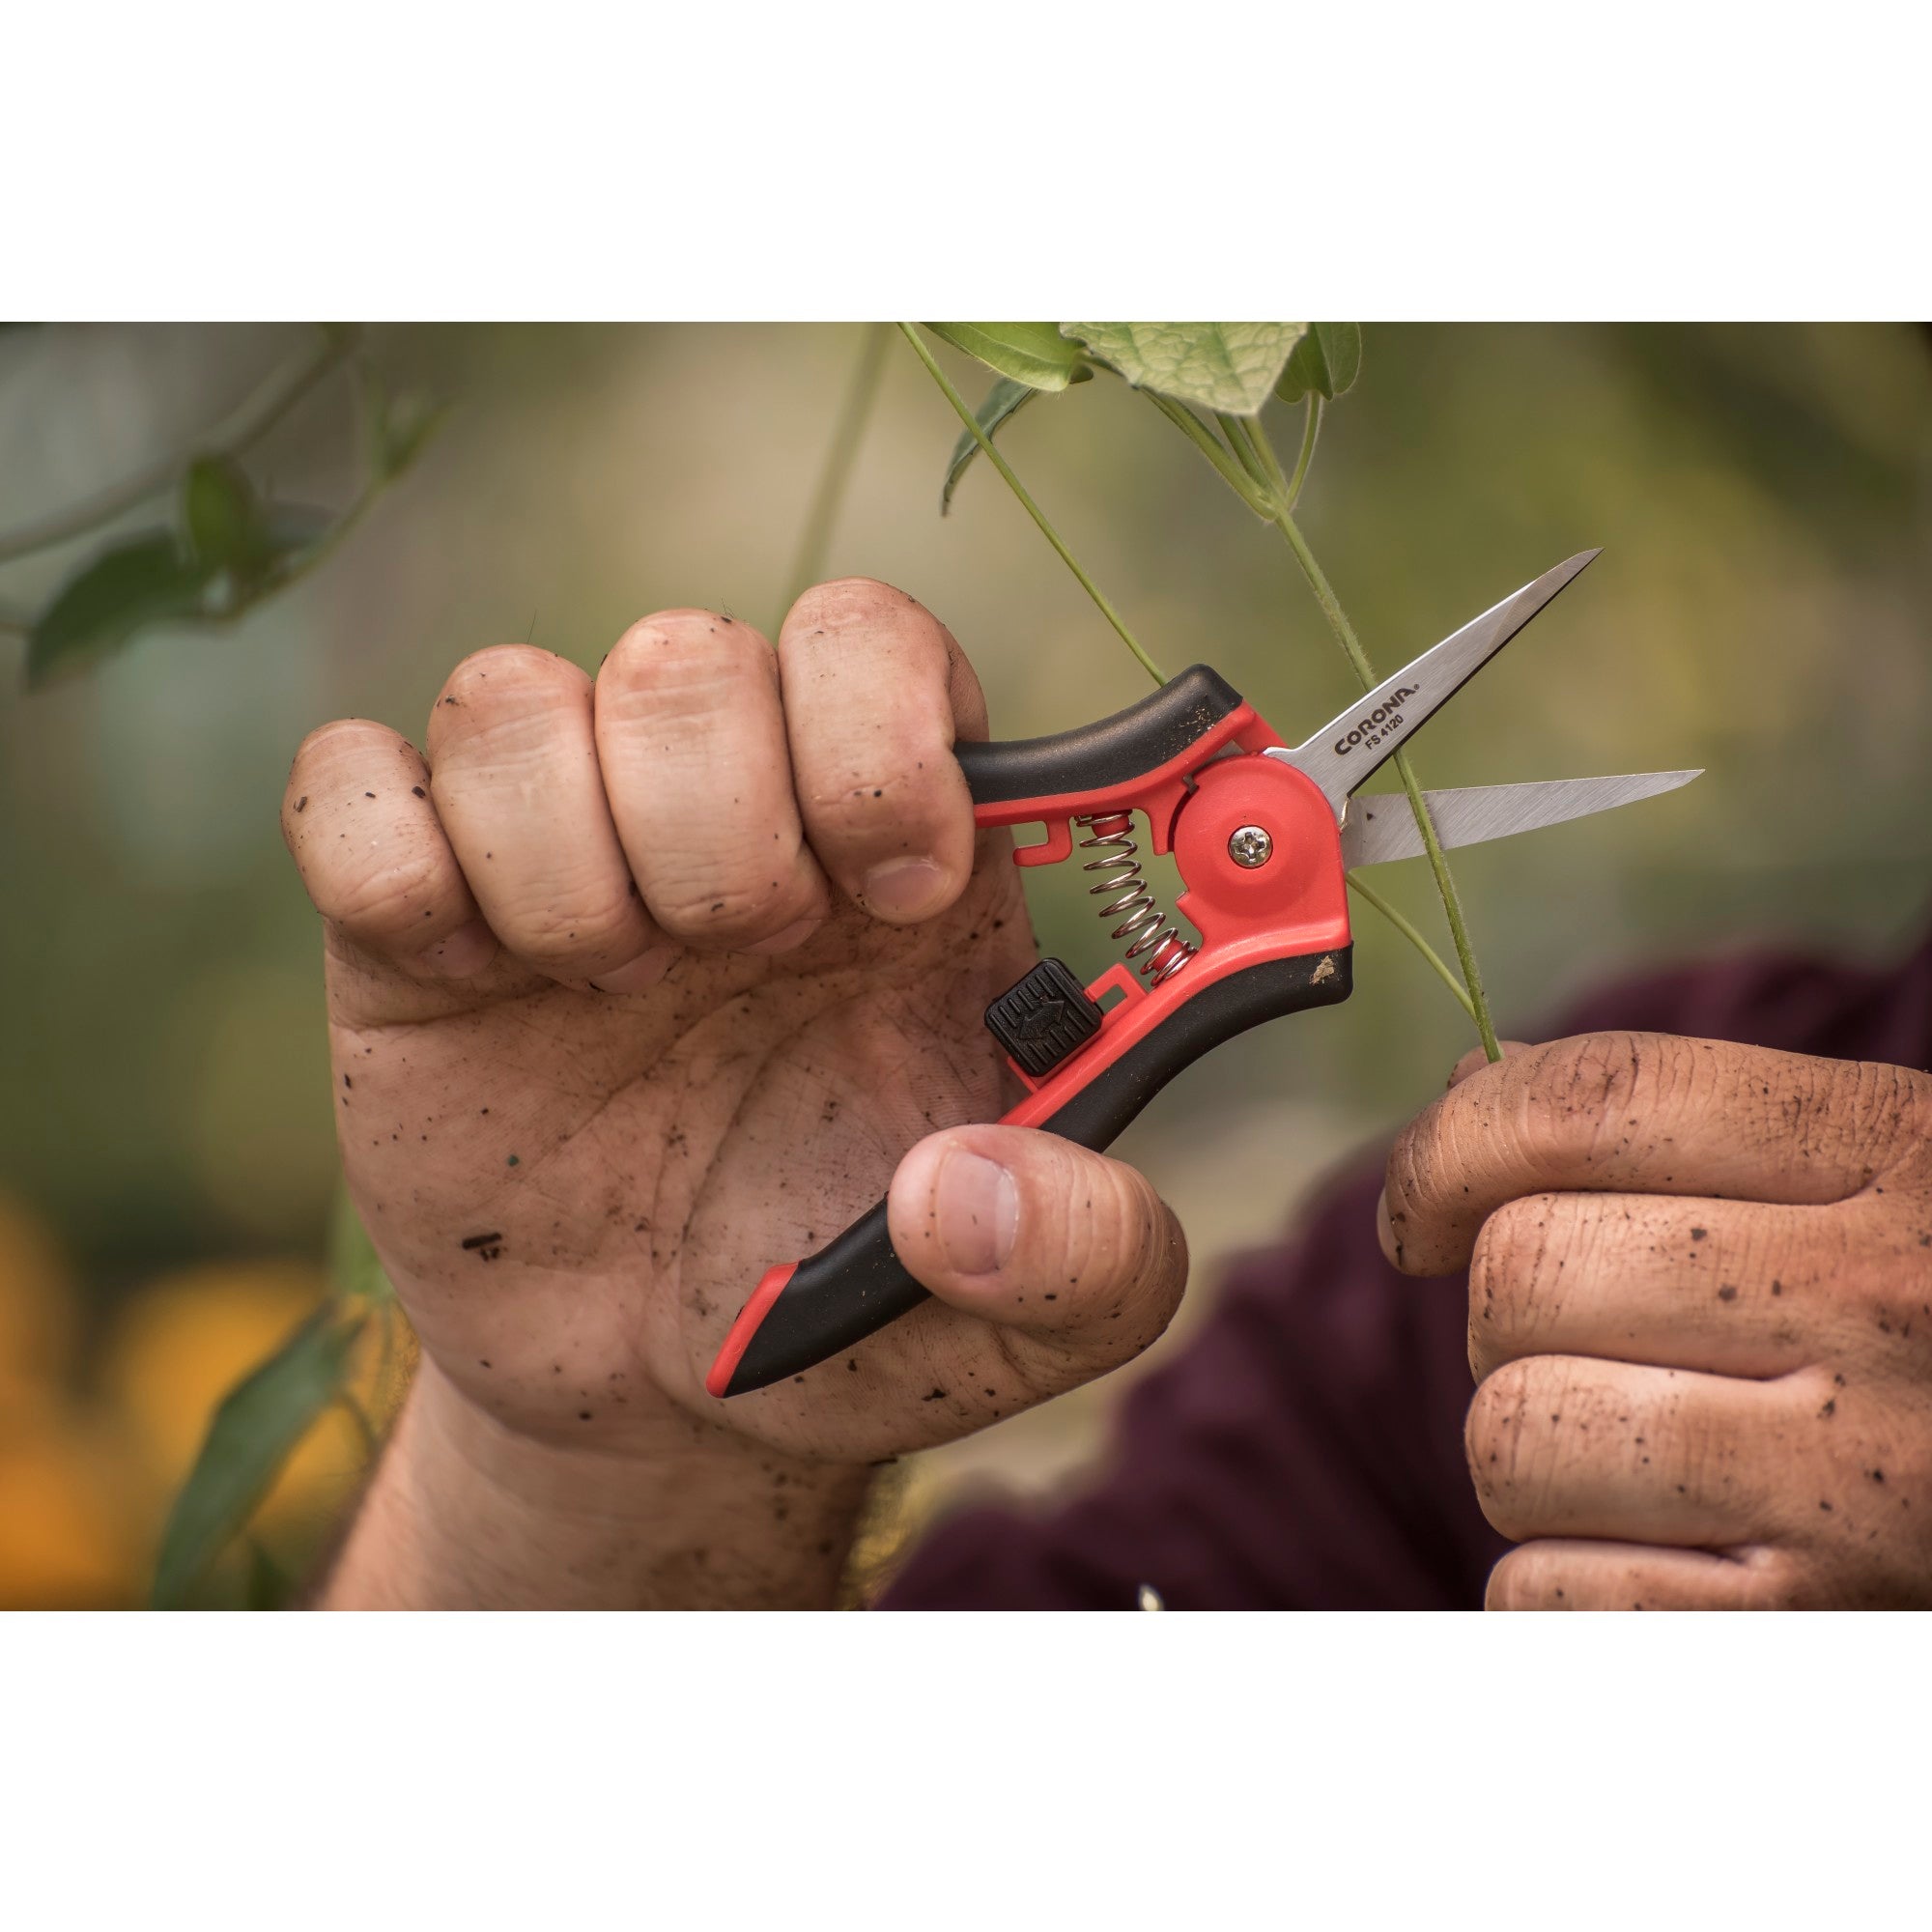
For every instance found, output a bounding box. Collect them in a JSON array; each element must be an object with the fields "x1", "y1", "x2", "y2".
[
  {"x1": 283, "y1": 580, "x2": 1188, "y2": 1475},
  {"x1": 1383, "y1": 1032, "x2": 1932, "y2": 1608}
]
